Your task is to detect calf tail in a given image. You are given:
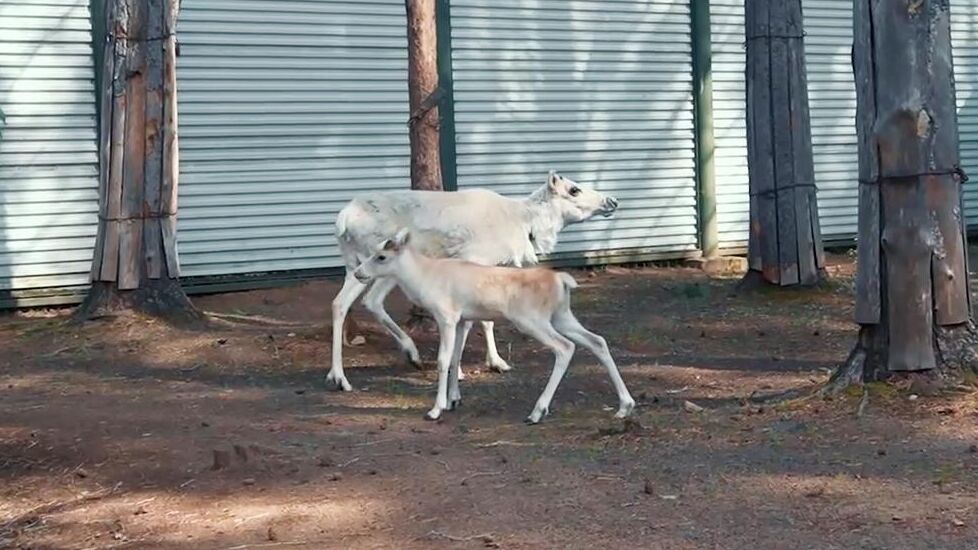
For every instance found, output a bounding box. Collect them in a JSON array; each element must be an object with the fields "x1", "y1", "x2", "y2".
[{"x1": 557, "y1": 272, "x2": 578, "y2": 293}]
